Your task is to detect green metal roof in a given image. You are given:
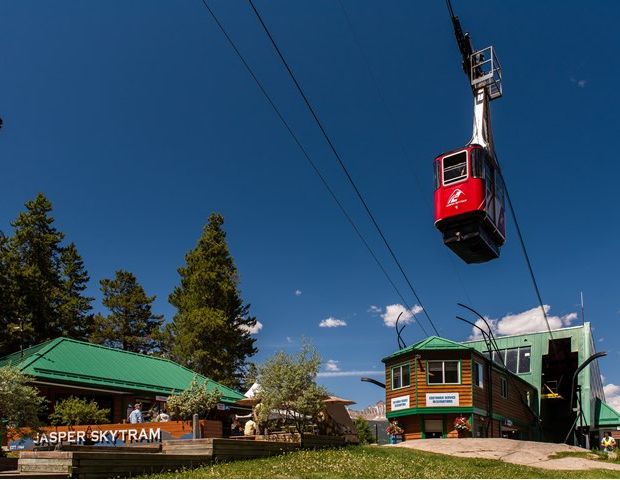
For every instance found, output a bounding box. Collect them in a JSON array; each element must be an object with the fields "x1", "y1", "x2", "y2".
[
  {"x1": 595, "y1": 399, "x2": 620, "y2": 427},
  {"x1": 0, "y1": 337, "x2": 244, "y2": 403},
  {"x1": 382, "y1": 336, "x2": 473, "y2": 363}
]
